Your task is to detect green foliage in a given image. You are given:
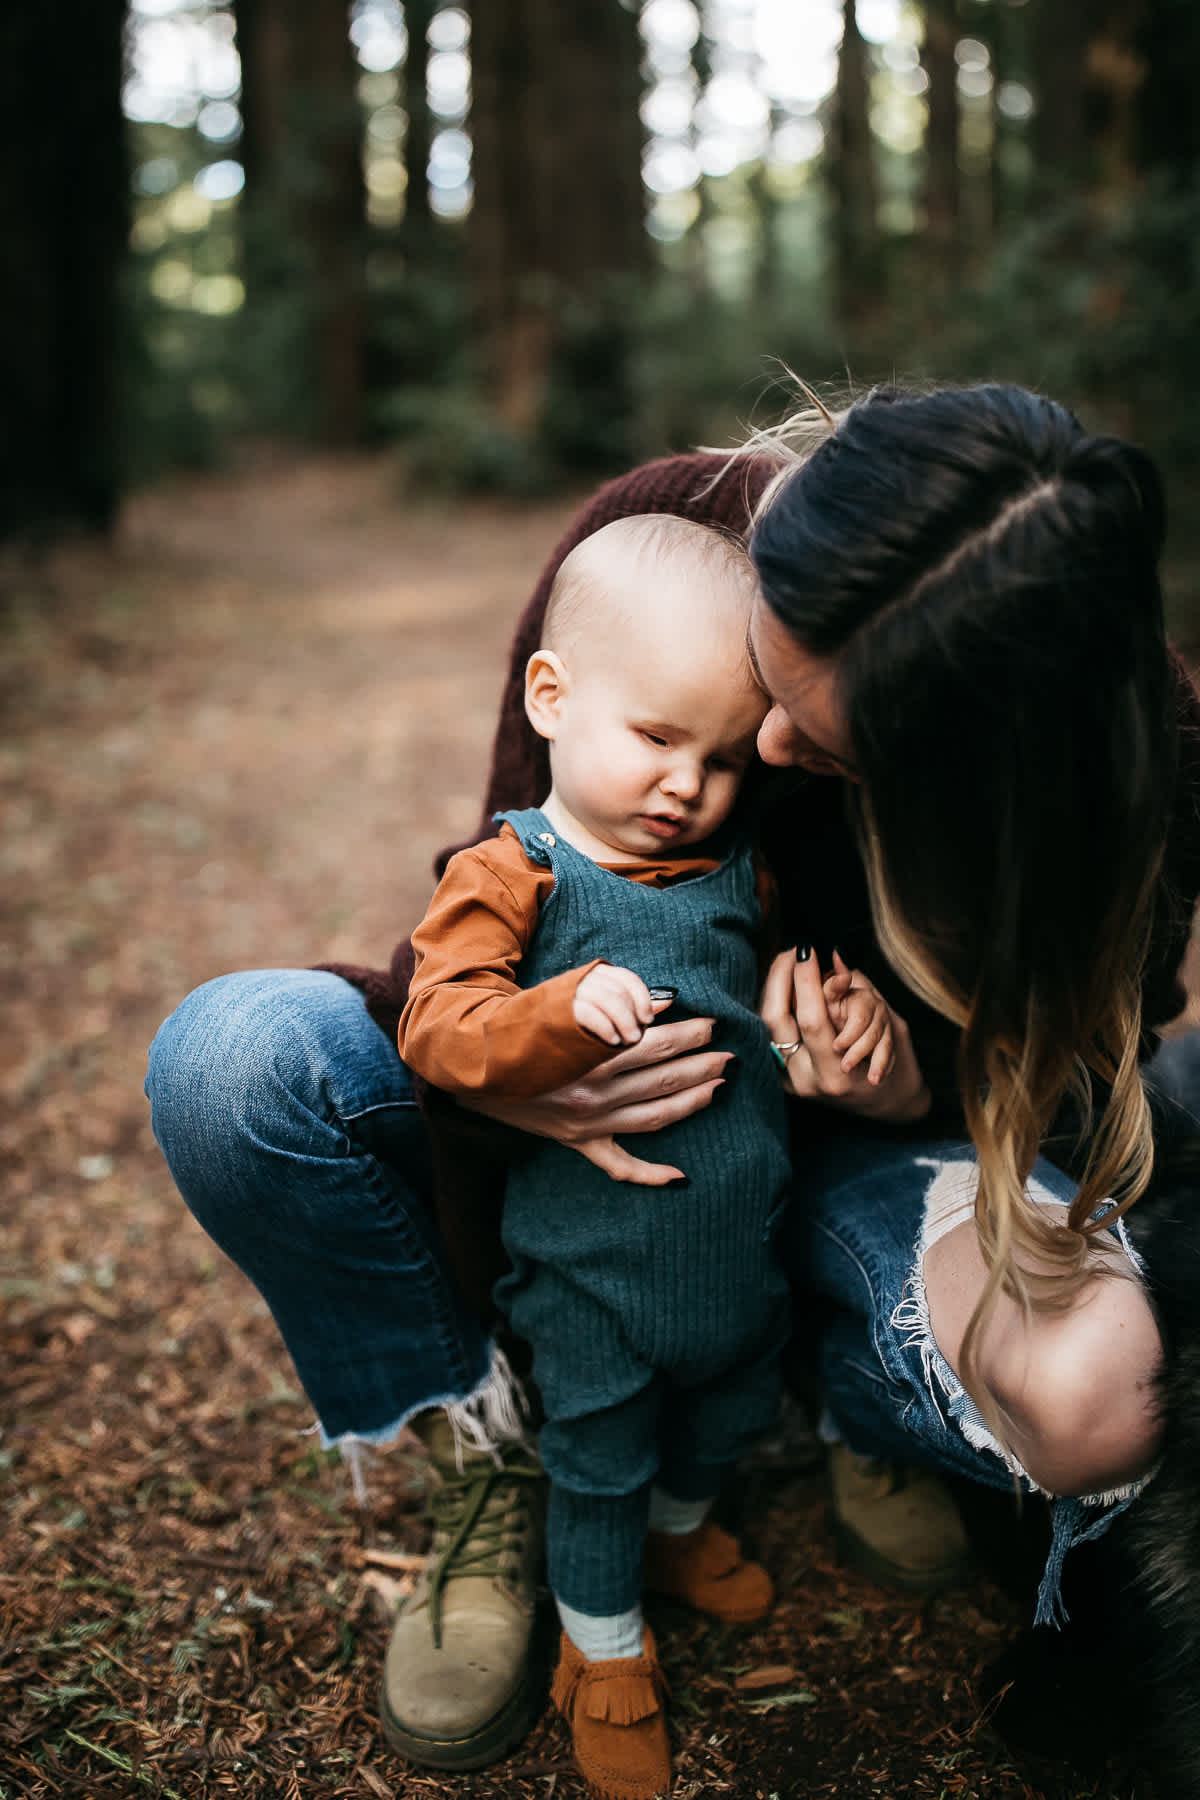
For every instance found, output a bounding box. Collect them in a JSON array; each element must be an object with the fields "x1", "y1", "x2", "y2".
[
  {"x1": 122, "y1": 123, "x2": 247, "y2": 478},
  {"x1": 119, "y1": 94, "x2": 1200, "y2": 554},
  {"x1": 378, "y1": 382, "x2": 550, "y2": 495},
  {"x1": 120, "y1": 258, "x2": 237, "y2": 480},
  {"x1": 941, "y1": 173, "x2": 1200, "y2": 469}
]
